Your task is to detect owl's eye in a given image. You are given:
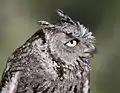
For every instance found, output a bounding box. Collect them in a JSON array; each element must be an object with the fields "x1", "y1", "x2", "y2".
[{"x1": 65, "y1": 39, "x2": 79, "y2": 47}]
